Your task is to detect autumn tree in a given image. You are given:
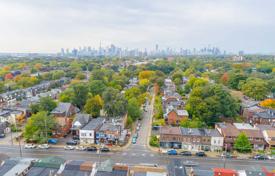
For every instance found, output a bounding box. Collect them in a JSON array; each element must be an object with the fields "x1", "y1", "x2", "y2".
[
  {"x1": 84, "y1": 95, "x2": 104, "y2": 117},
  {"x1": 259, "y1": 99, "x2": 275, "y2": 109},
  {"x1": 241, "y1": 78, "x2": 268, "y2": 100}
]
